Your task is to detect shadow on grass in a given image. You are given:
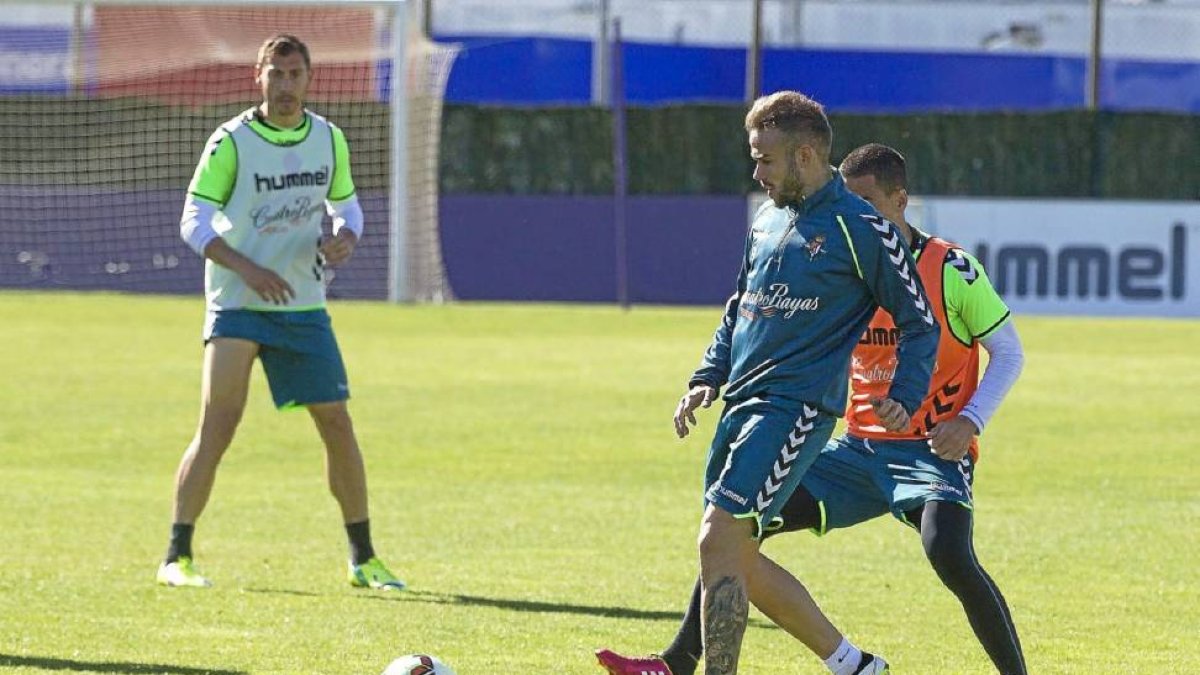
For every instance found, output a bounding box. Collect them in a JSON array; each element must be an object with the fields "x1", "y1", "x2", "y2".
[
  {"x1": 241, "y1": 586, "x2": 322, "y2": 598},
  {"x1": 357, "y1": 589, "x2": 777, "y2": 629},
  {"x1": 0, "y1": 654, "x2": 246, "y2": 674}
]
